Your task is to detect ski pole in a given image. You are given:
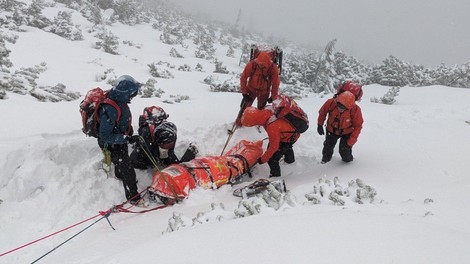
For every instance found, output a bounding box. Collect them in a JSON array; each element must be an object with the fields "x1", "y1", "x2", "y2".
[{"x1": 220, "y1": 99, "x2": 248, "y2": 156}]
